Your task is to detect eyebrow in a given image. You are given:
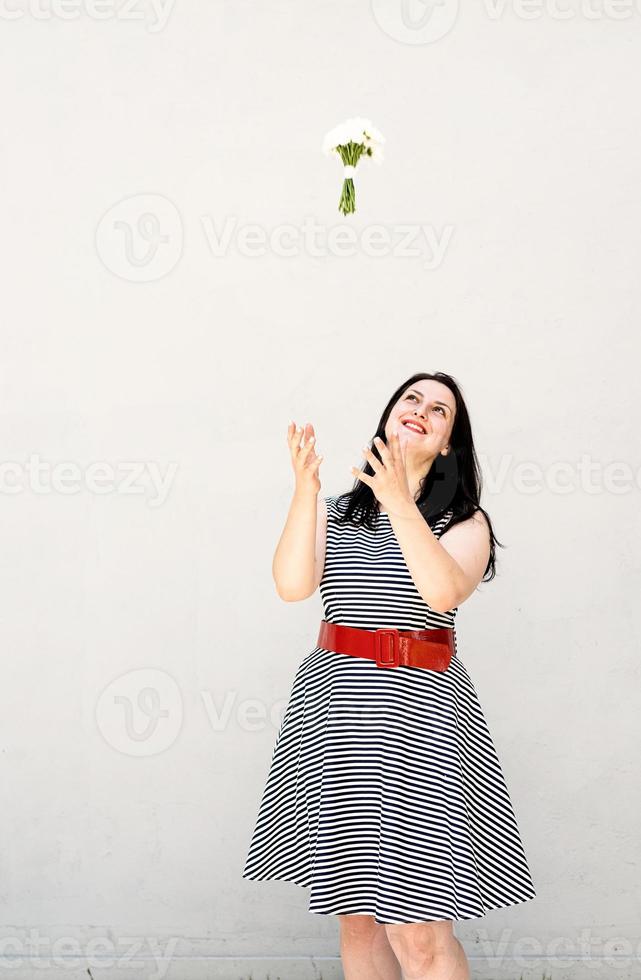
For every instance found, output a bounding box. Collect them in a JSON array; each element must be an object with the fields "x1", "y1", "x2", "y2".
[{"x1": 407, "y1": 389, "x2": 453, "y2": 413}]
